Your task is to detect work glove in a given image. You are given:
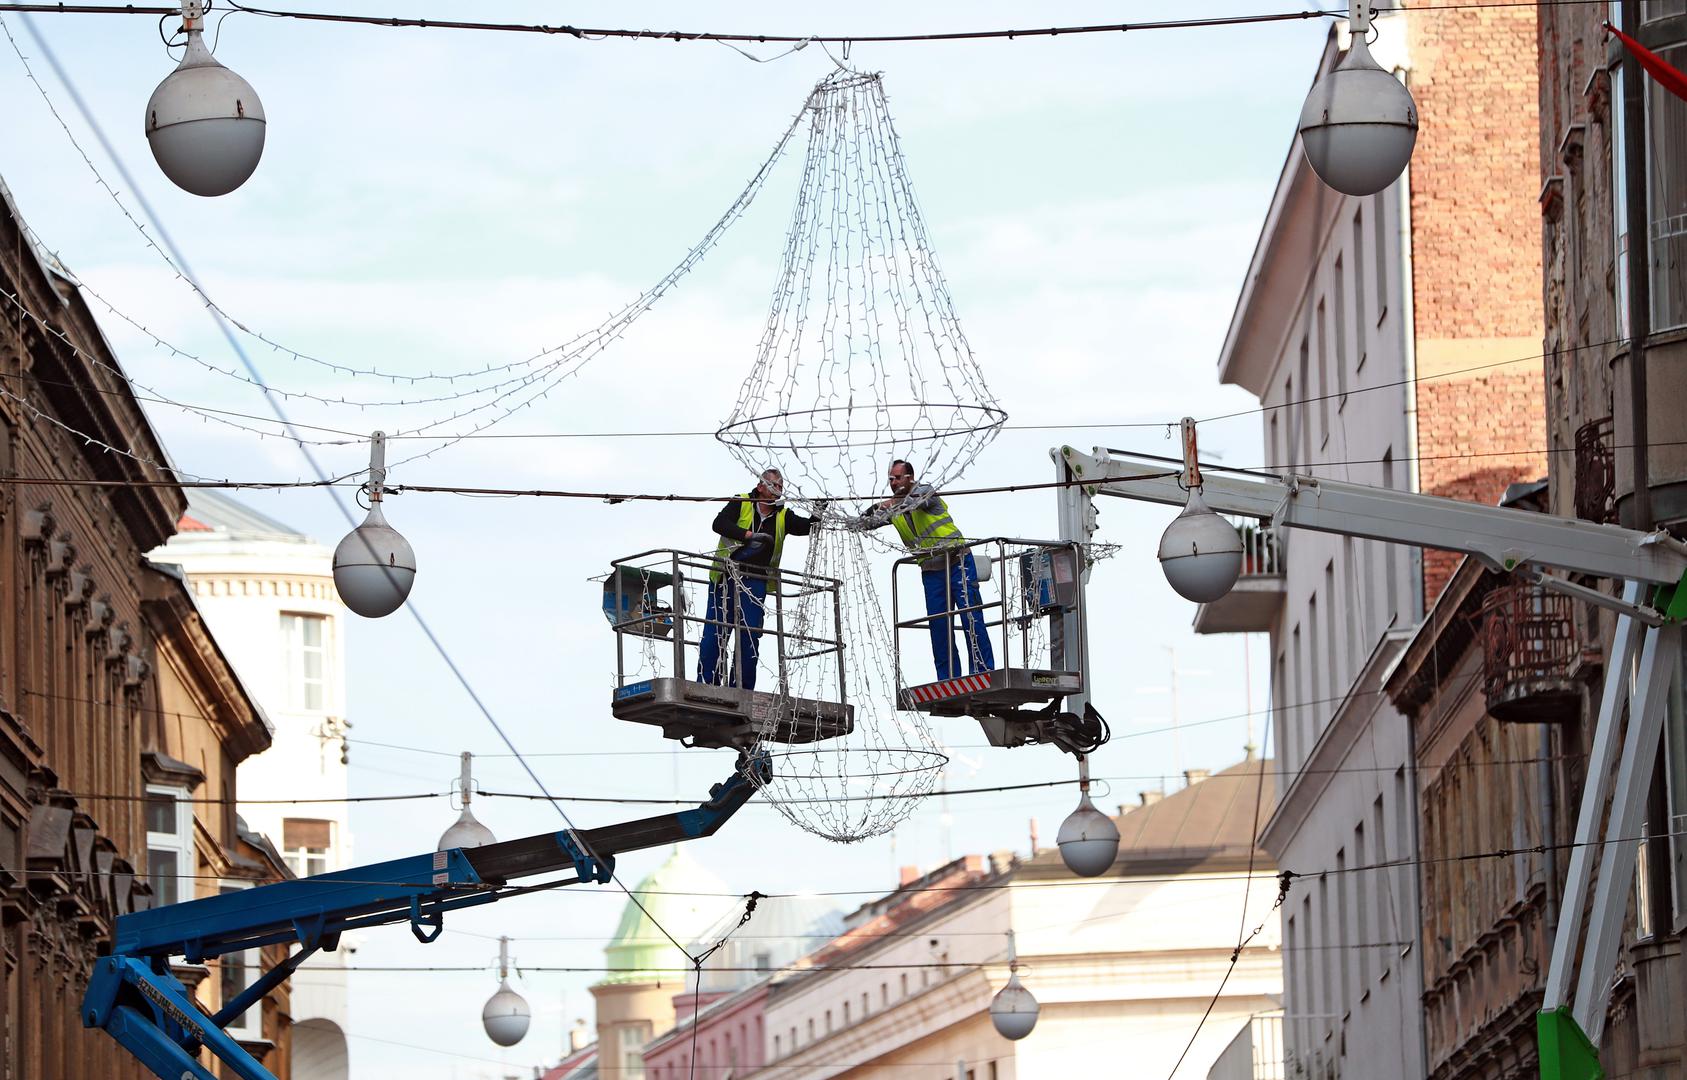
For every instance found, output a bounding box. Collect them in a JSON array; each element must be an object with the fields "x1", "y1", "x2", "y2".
[{"x1": 812, "y1": 499, "x2": 830, "y2": 518}]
